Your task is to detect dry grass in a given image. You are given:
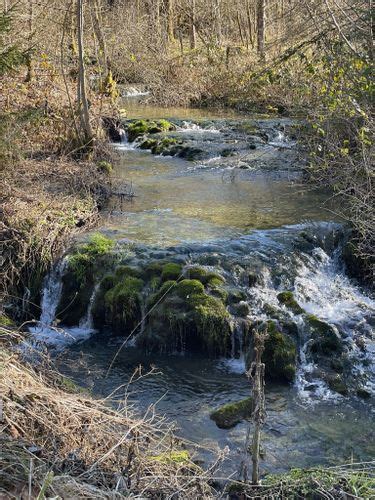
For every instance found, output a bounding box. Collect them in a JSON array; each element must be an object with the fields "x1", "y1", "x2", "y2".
[
  {"x1": 0, "y1": 330, "x2": 223, "y2": 498},
  {"x1": 0, "y1": 72, "x2": 115, "y2": 315}
]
